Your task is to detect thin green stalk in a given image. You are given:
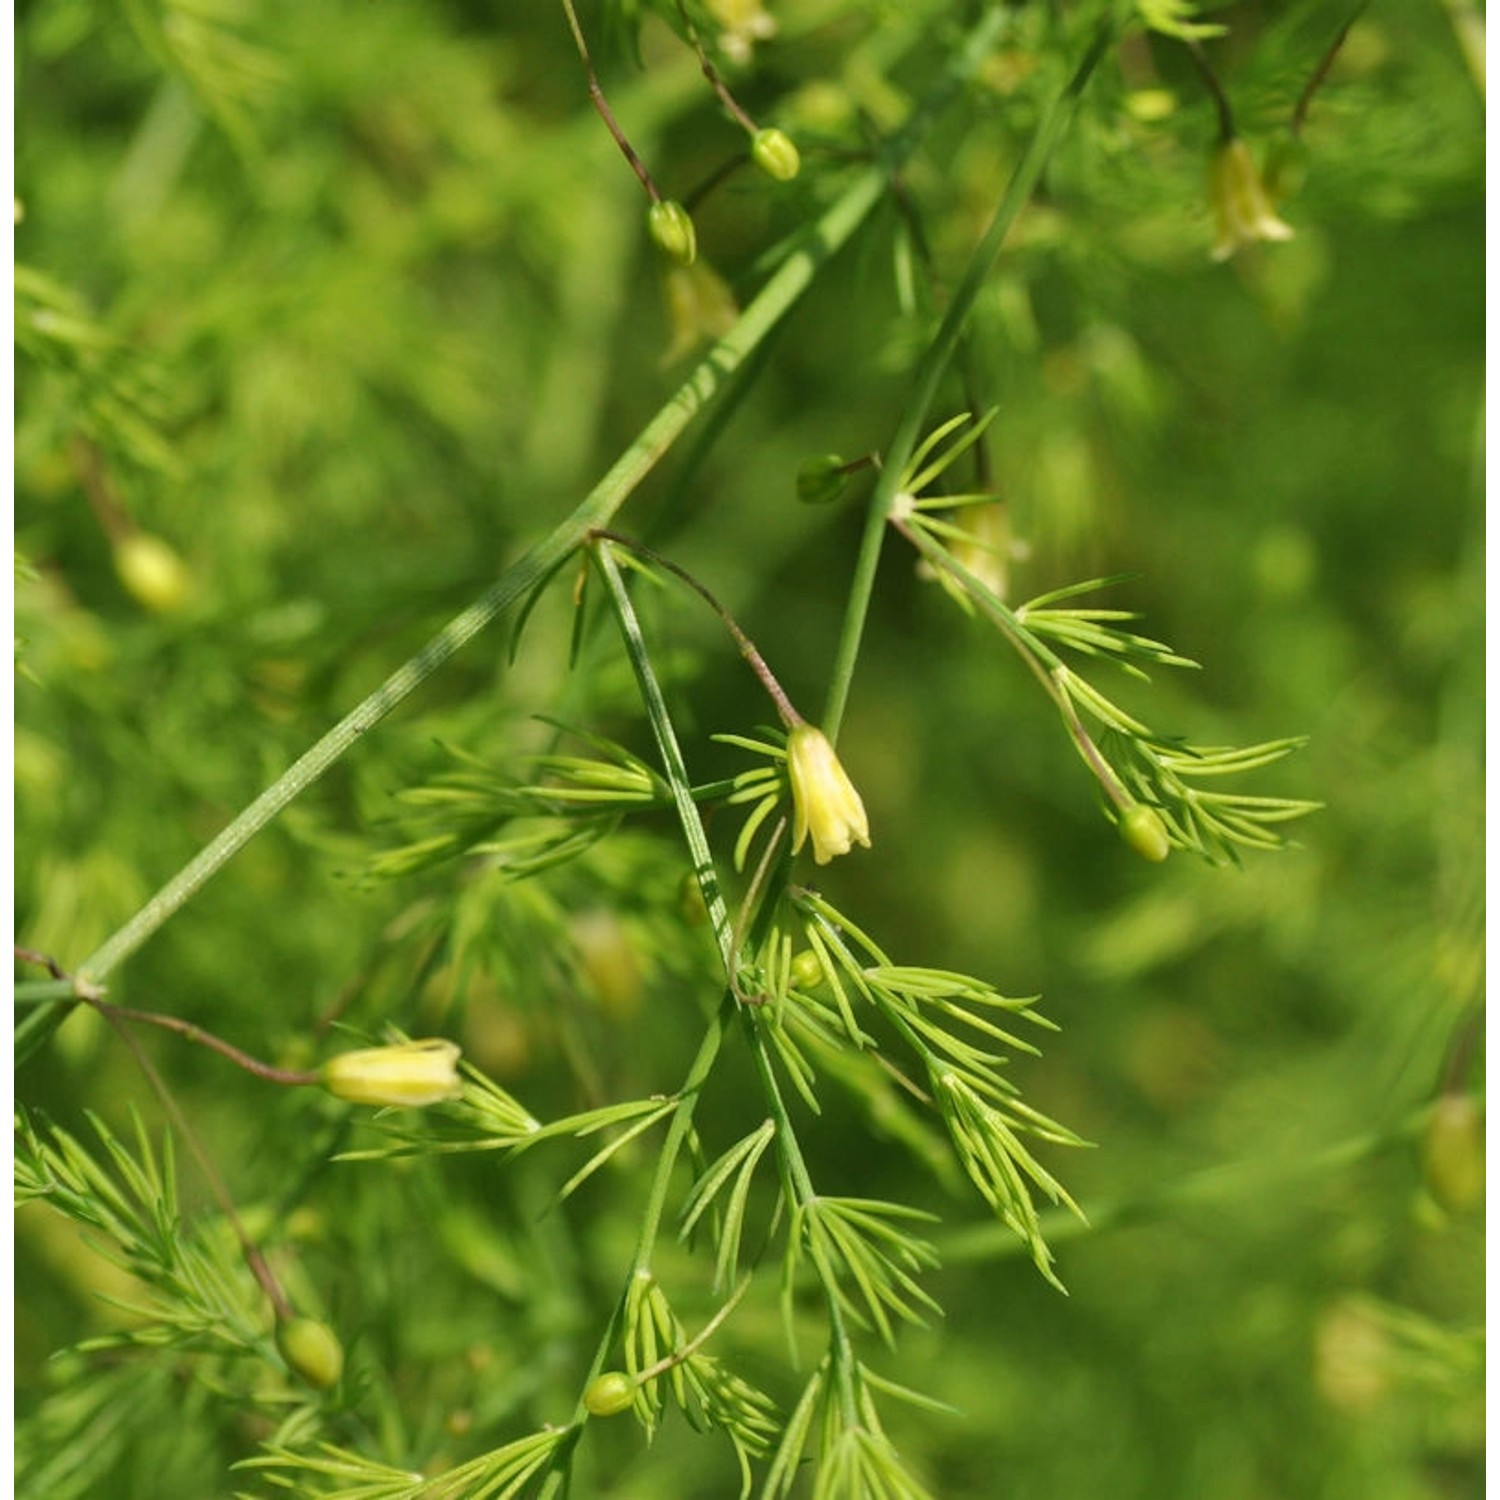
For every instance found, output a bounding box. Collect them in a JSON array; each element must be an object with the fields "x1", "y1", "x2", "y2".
[
  {"x1": 593, "y1": 545, "x2": 861, "y2": 1419},
  {"x1": 536, "y1": 1001, "x2": 739, "y2": 1500},
  {"x1": 895, "y1": 511, "x2": 1133, "y2": 803},
  {"x1": 532, "y1": 546, "x2": 749, "y2": 1500},
  {"x1": 821, "y1": 11, "x2": 1122, "y2": 740},
  {"x1": 14, "y1": 979, "x2": 81, "y2": 1004},
  {"x1": 592, "y1": 542, "x2": 736, "y2": 957}
]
